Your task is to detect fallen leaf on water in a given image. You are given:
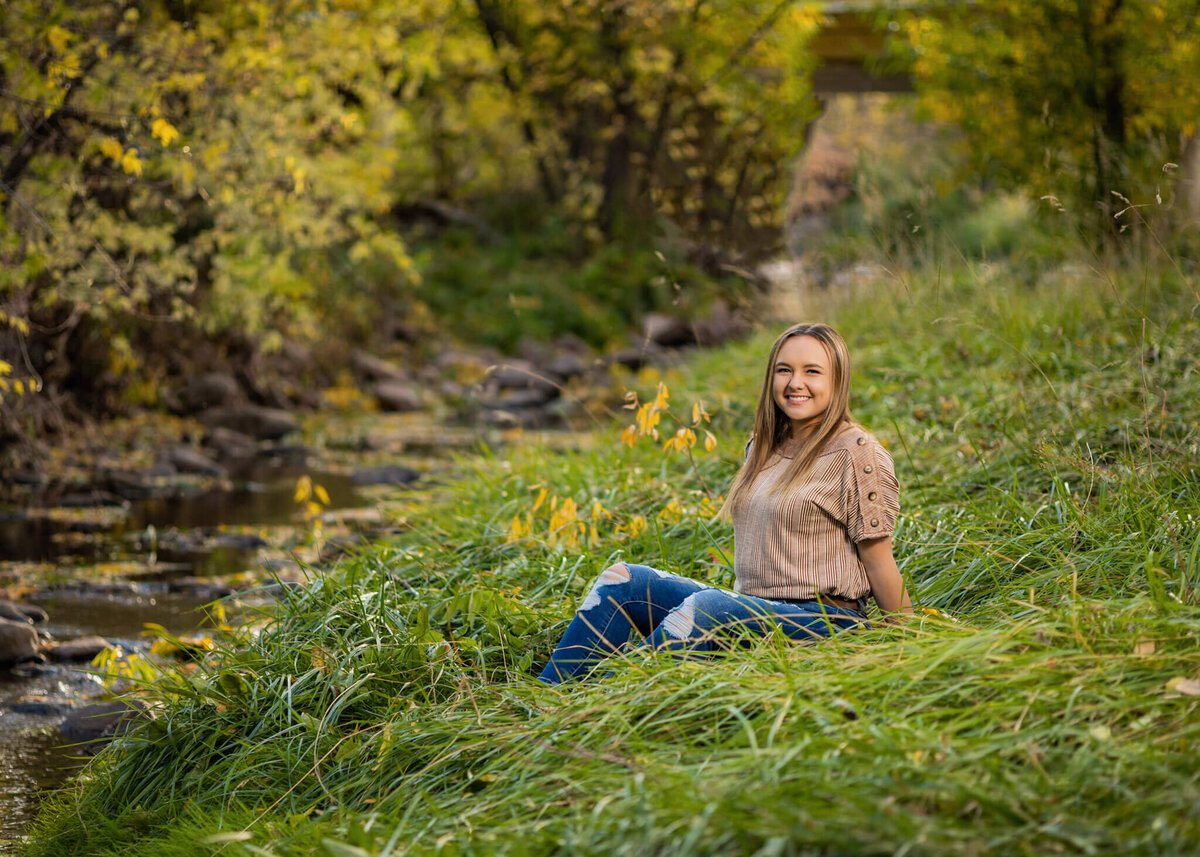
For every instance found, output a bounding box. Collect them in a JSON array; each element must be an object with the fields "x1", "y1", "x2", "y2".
[{"x1": 1165, "y1": 676, "x2": 1200, "y2": 696}]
